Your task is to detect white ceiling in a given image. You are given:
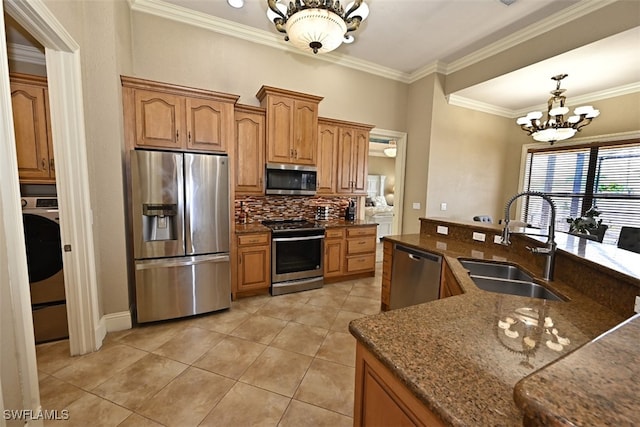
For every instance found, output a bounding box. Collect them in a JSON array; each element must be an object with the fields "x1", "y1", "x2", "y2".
[{"x1": 4, "y1": 0, "x2": 640, "y2": 115}]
